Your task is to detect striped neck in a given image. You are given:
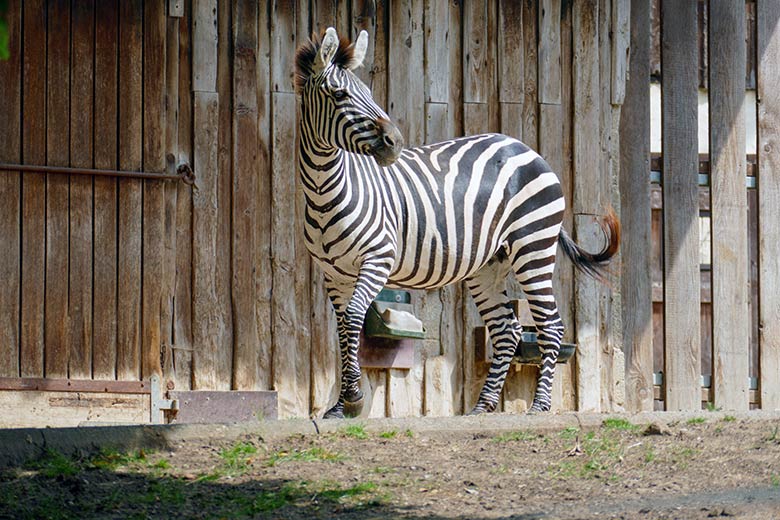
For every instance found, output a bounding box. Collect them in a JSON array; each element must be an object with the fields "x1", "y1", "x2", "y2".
[{"x1": 299, "y1": 130, "x2": 348, "y2": 206}]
